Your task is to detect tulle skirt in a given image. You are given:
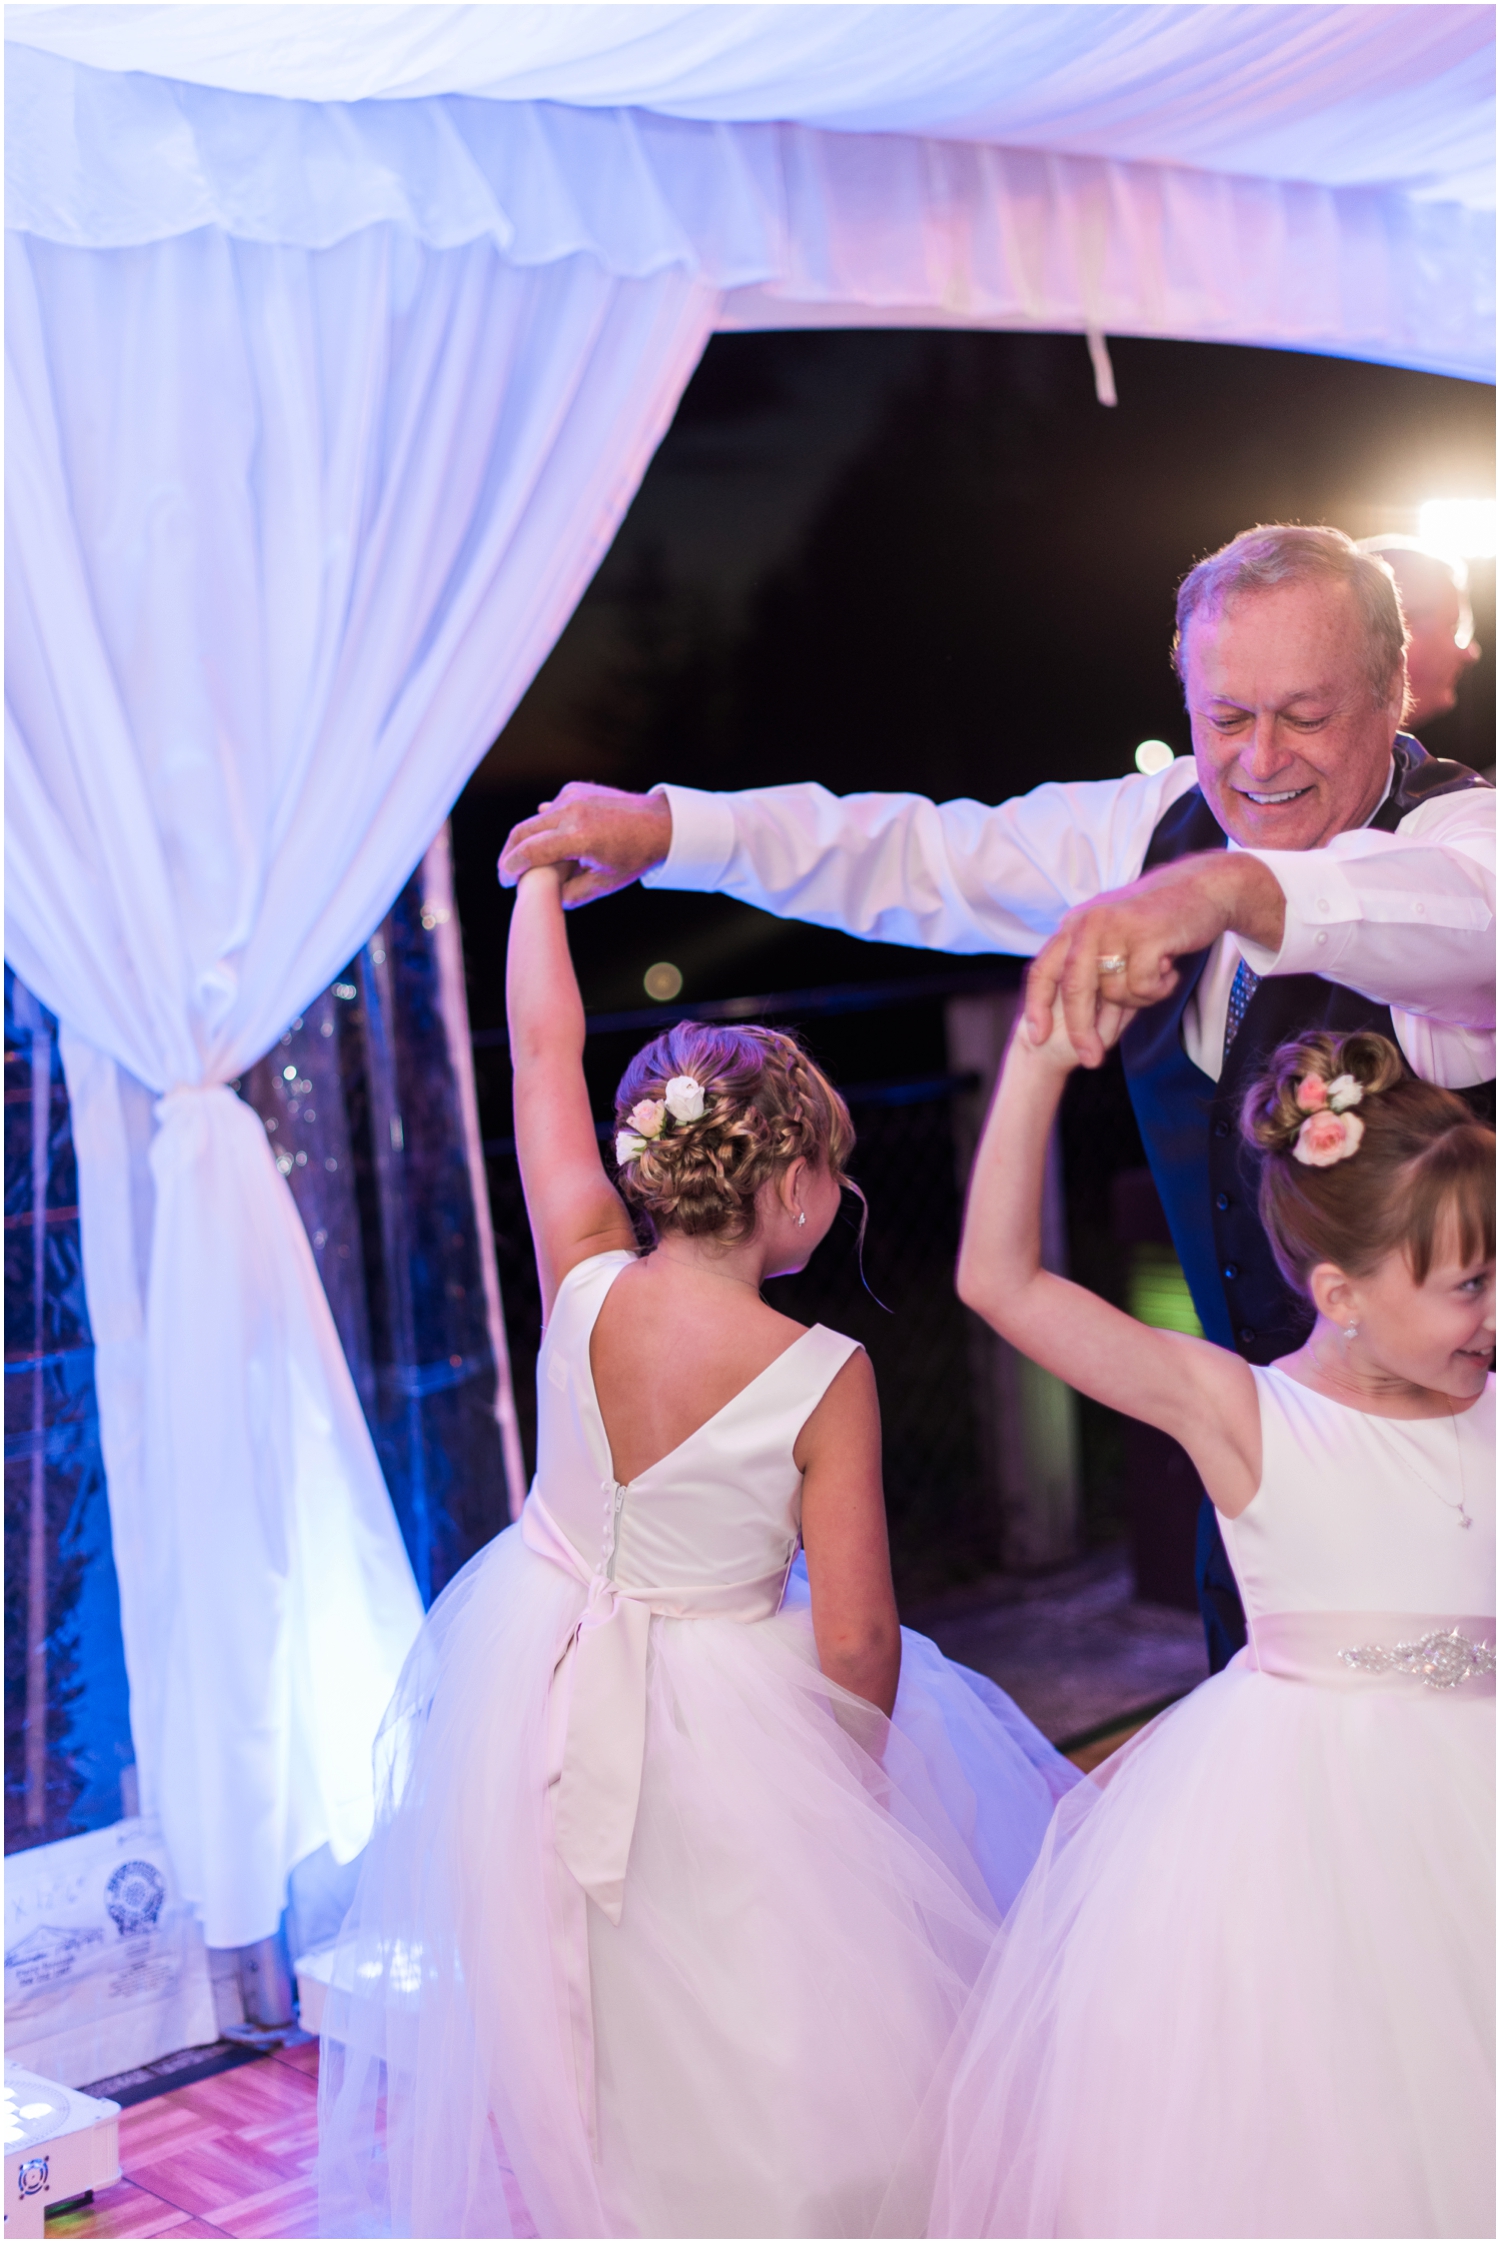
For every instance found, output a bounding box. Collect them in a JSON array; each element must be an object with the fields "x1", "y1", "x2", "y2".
[
  {"x1": 885, "y1": 1657, "x2": 1495, "y2": 2240},
  {"x1": 317, "y1": 1526, "x2": 1076, "y2": 2239}
]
